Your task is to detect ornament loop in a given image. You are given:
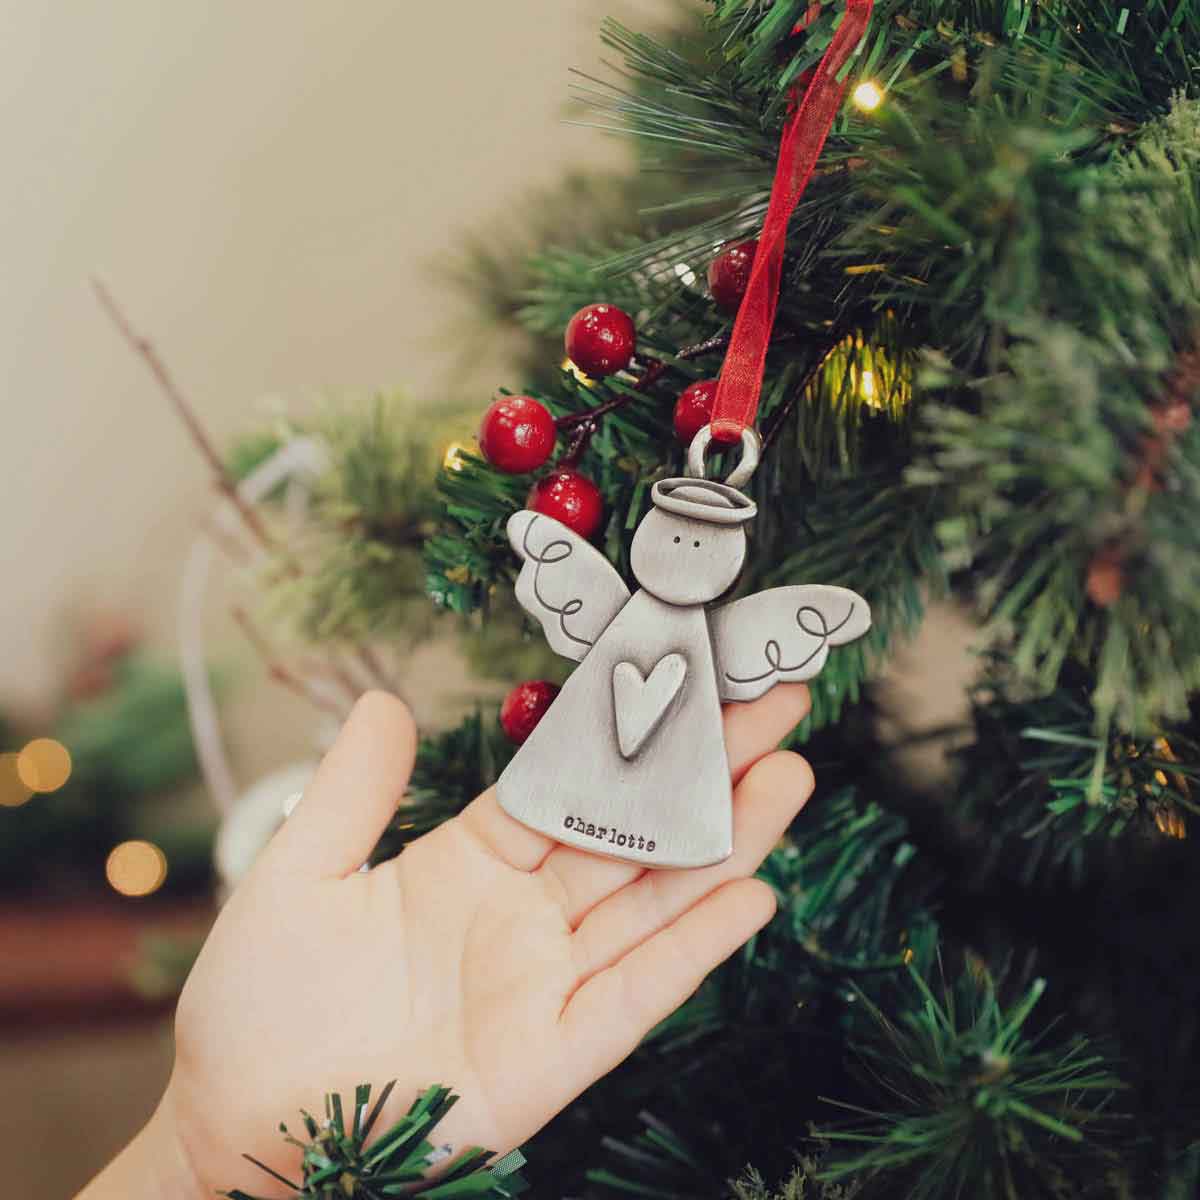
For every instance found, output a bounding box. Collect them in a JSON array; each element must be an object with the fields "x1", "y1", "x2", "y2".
[{"x1": 685, "y1": 425, "x2": 761, "y2": 491}]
